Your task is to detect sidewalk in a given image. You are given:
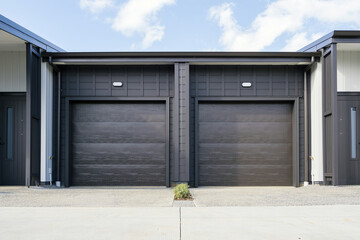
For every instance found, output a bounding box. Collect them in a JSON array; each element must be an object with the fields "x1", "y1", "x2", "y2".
[{"x1": 0, "y1": 205, "x2": 359, "y2": 240}]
